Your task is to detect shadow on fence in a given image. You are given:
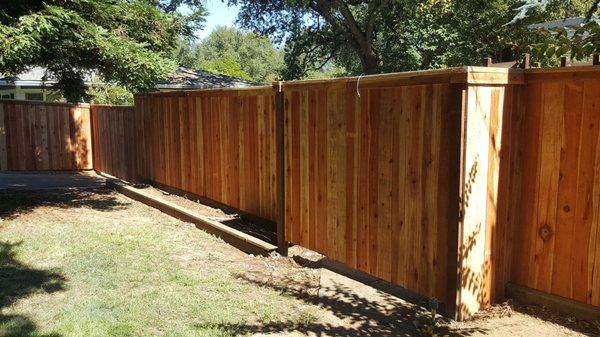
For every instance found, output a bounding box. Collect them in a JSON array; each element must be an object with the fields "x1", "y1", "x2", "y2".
[{"x1": 0, "y1": 241, "x2": 66, "y2": 337}]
